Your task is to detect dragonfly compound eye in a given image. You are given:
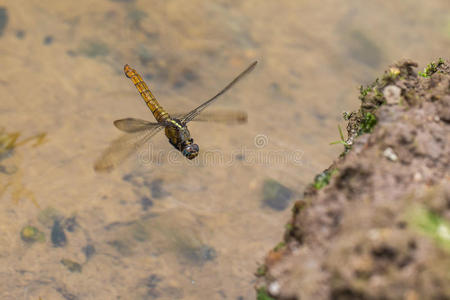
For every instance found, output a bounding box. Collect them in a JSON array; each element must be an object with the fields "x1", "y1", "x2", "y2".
[{"x1": 182, "y1": 143, "x2": 199, "y2": 160}]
